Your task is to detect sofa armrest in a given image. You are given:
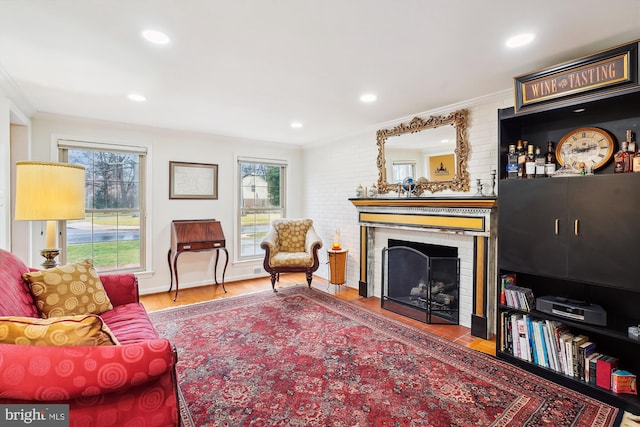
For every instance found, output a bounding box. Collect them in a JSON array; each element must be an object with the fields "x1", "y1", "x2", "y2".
[
  {"x1": 100, "y1": 273, "x2": 139, "y2": 306},
  {"x1": 0, "y1": 339, "x2": 176, "y2": 402}
]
